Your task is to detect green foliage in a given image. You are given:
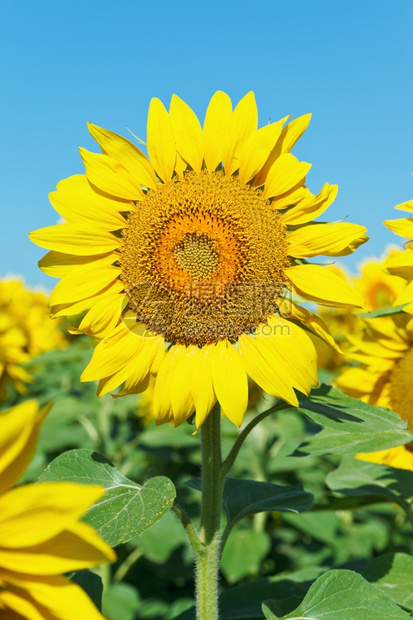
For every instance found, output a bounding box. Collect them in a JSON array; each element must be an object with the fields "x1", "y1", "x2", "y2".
[
  {"x1": 8, "y1": 339, "x2": 413, "y2": 619},
  {"x1": 326, "y1": 455, "x2": 413, "y2": 517},
  {"x1": 187, "y1": 477, "x2": 314, "y2": 523},
  {"x1": 296, "y1": 385, "x2": 413, "y2": 455},
  {"x1": 265, "y1": 569, "x2": 412, "y2": 619}
]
